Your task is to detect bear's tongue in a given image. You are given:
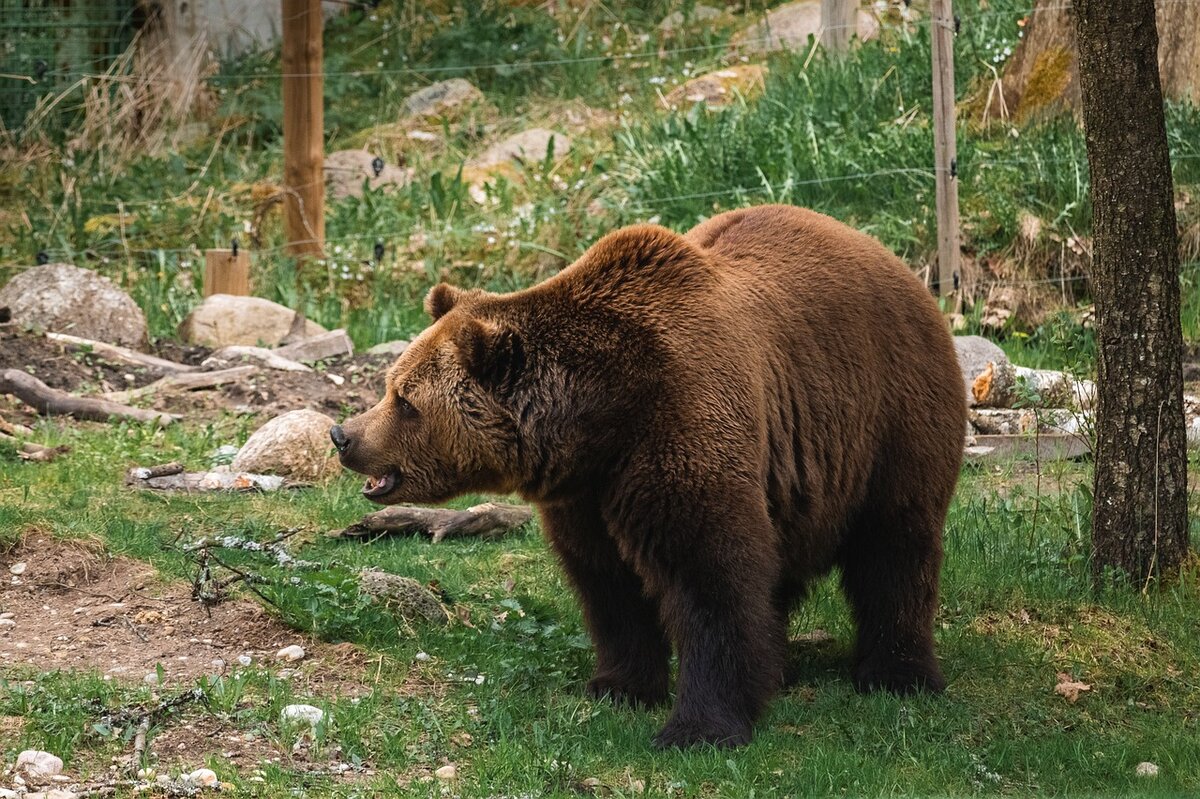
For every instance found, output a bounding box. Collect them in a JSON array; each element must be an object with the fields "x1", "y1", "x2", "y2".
[{"x1": 362, "y1": 472, "x2": 396, "y2": 498}]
